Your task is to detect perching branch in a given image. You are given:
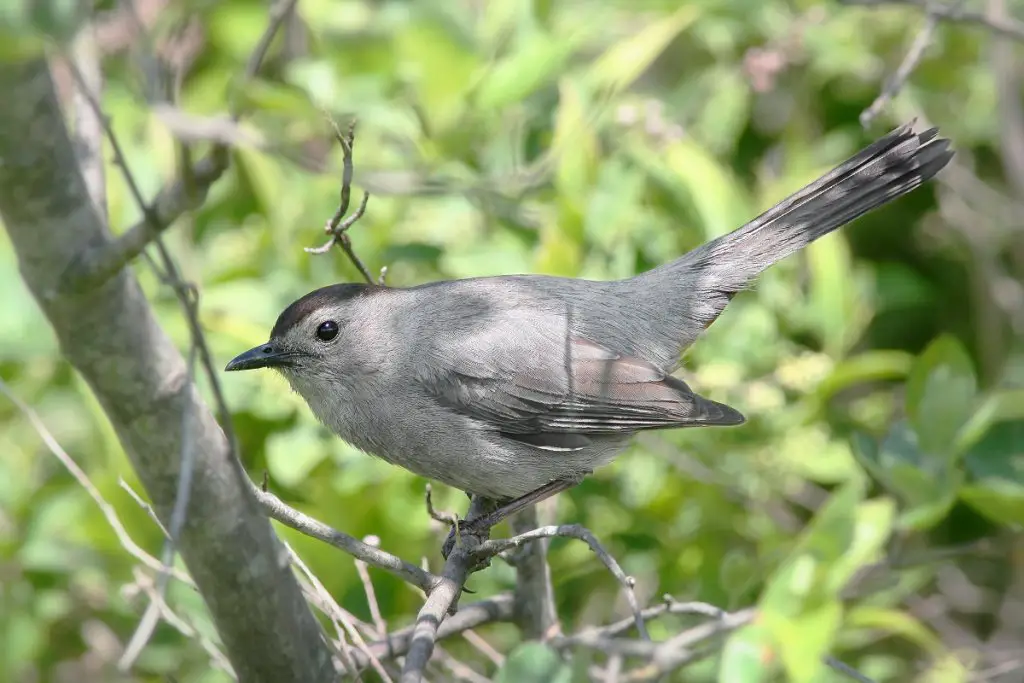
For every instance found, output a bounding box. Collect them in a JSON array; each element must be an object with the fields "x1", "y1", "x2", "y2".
[{"x1": 253, "y1": 486, "x2": 441, "y2": 593}]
